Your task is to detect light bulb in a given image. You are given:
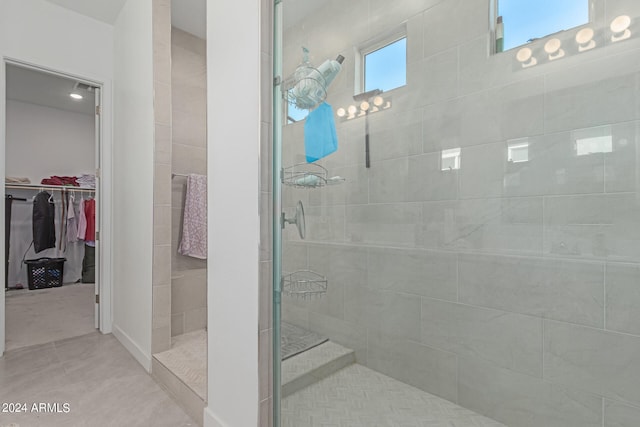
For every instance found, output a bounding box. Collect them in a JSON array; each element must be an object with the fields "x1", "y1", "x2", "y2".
[
  {"x1": 347, "y1": 105, "x2": 357, "y2": 115},
  {"x1": 373, "y1": 96, "x2": 384, "y2": 107},
  {"x1": 576, "y1": 28, "x2": 596, "y2": 51},
  {"x1": 516, "y1": 47, "x2": 537, "y2": 68},
  {"x1": 544, "y1": 38, "x2": 564, "y2": 60},
  {"x1": 360, "y1": 101, "x2": 370, "y2": 111},
  {"x1": 611, "y1": 15, "x2": 631, "y2": 33},
  {"x1": 70, "y1": 93, "x2": 83, "y2": 100},
  {"x1": 611, "y1": 15, "x2": 631, "y2": 42},
  {"x1": 336, "y1": 107, "x2": 346, "y2": 117}
]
